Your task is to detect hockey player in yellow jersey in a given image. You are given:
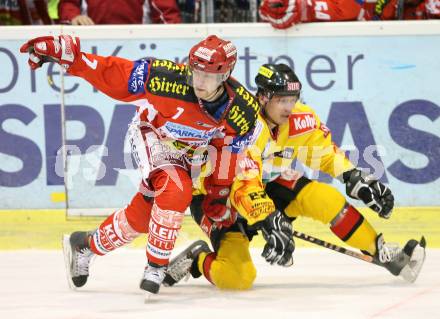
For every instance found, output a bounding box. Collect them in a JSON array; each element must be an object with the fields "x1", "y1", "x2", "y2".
[{"x1": 164, "y1": 64, "x2": 426, "y2": 290}]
